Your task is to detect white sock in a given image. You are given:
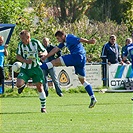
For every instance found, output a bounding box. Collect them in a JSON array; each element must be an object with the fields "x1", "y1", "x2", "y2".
[
  {"x1": 39, "y1": 91, "x2": 46, "y2": 108},
  {"x1": 46, "y1": 62, "x2": 53, "y2": 69},
  {"x1": 39, "y1": 91, "x2": 46, "y2": 99}
]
